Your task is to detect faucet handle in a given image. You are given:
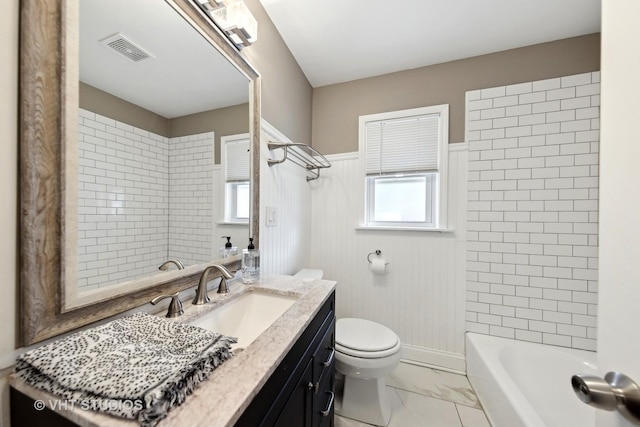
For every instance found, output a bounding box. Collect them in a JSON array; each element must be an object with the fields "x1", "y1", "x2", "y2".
[
  {"x1": 150, "y1": 292, "x2": 184, "y2": 317},
  {"x1": 217, "y1": 277, "x2": 230, "y2": 294}
]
